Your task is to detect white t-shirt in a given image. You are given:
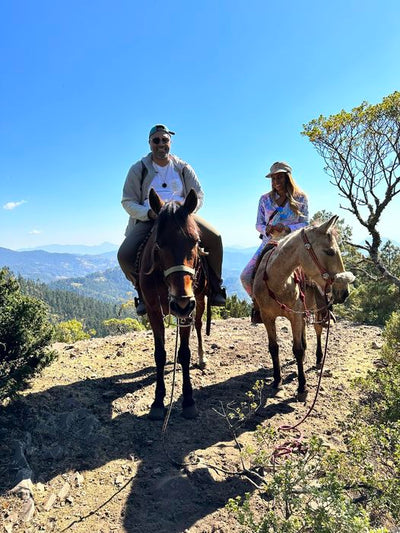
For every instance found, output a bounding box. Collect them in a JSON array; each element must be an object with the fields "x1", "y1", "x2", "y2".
[{"x1": 145, "y1": 161, "x2": 184, "y2": 206}]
